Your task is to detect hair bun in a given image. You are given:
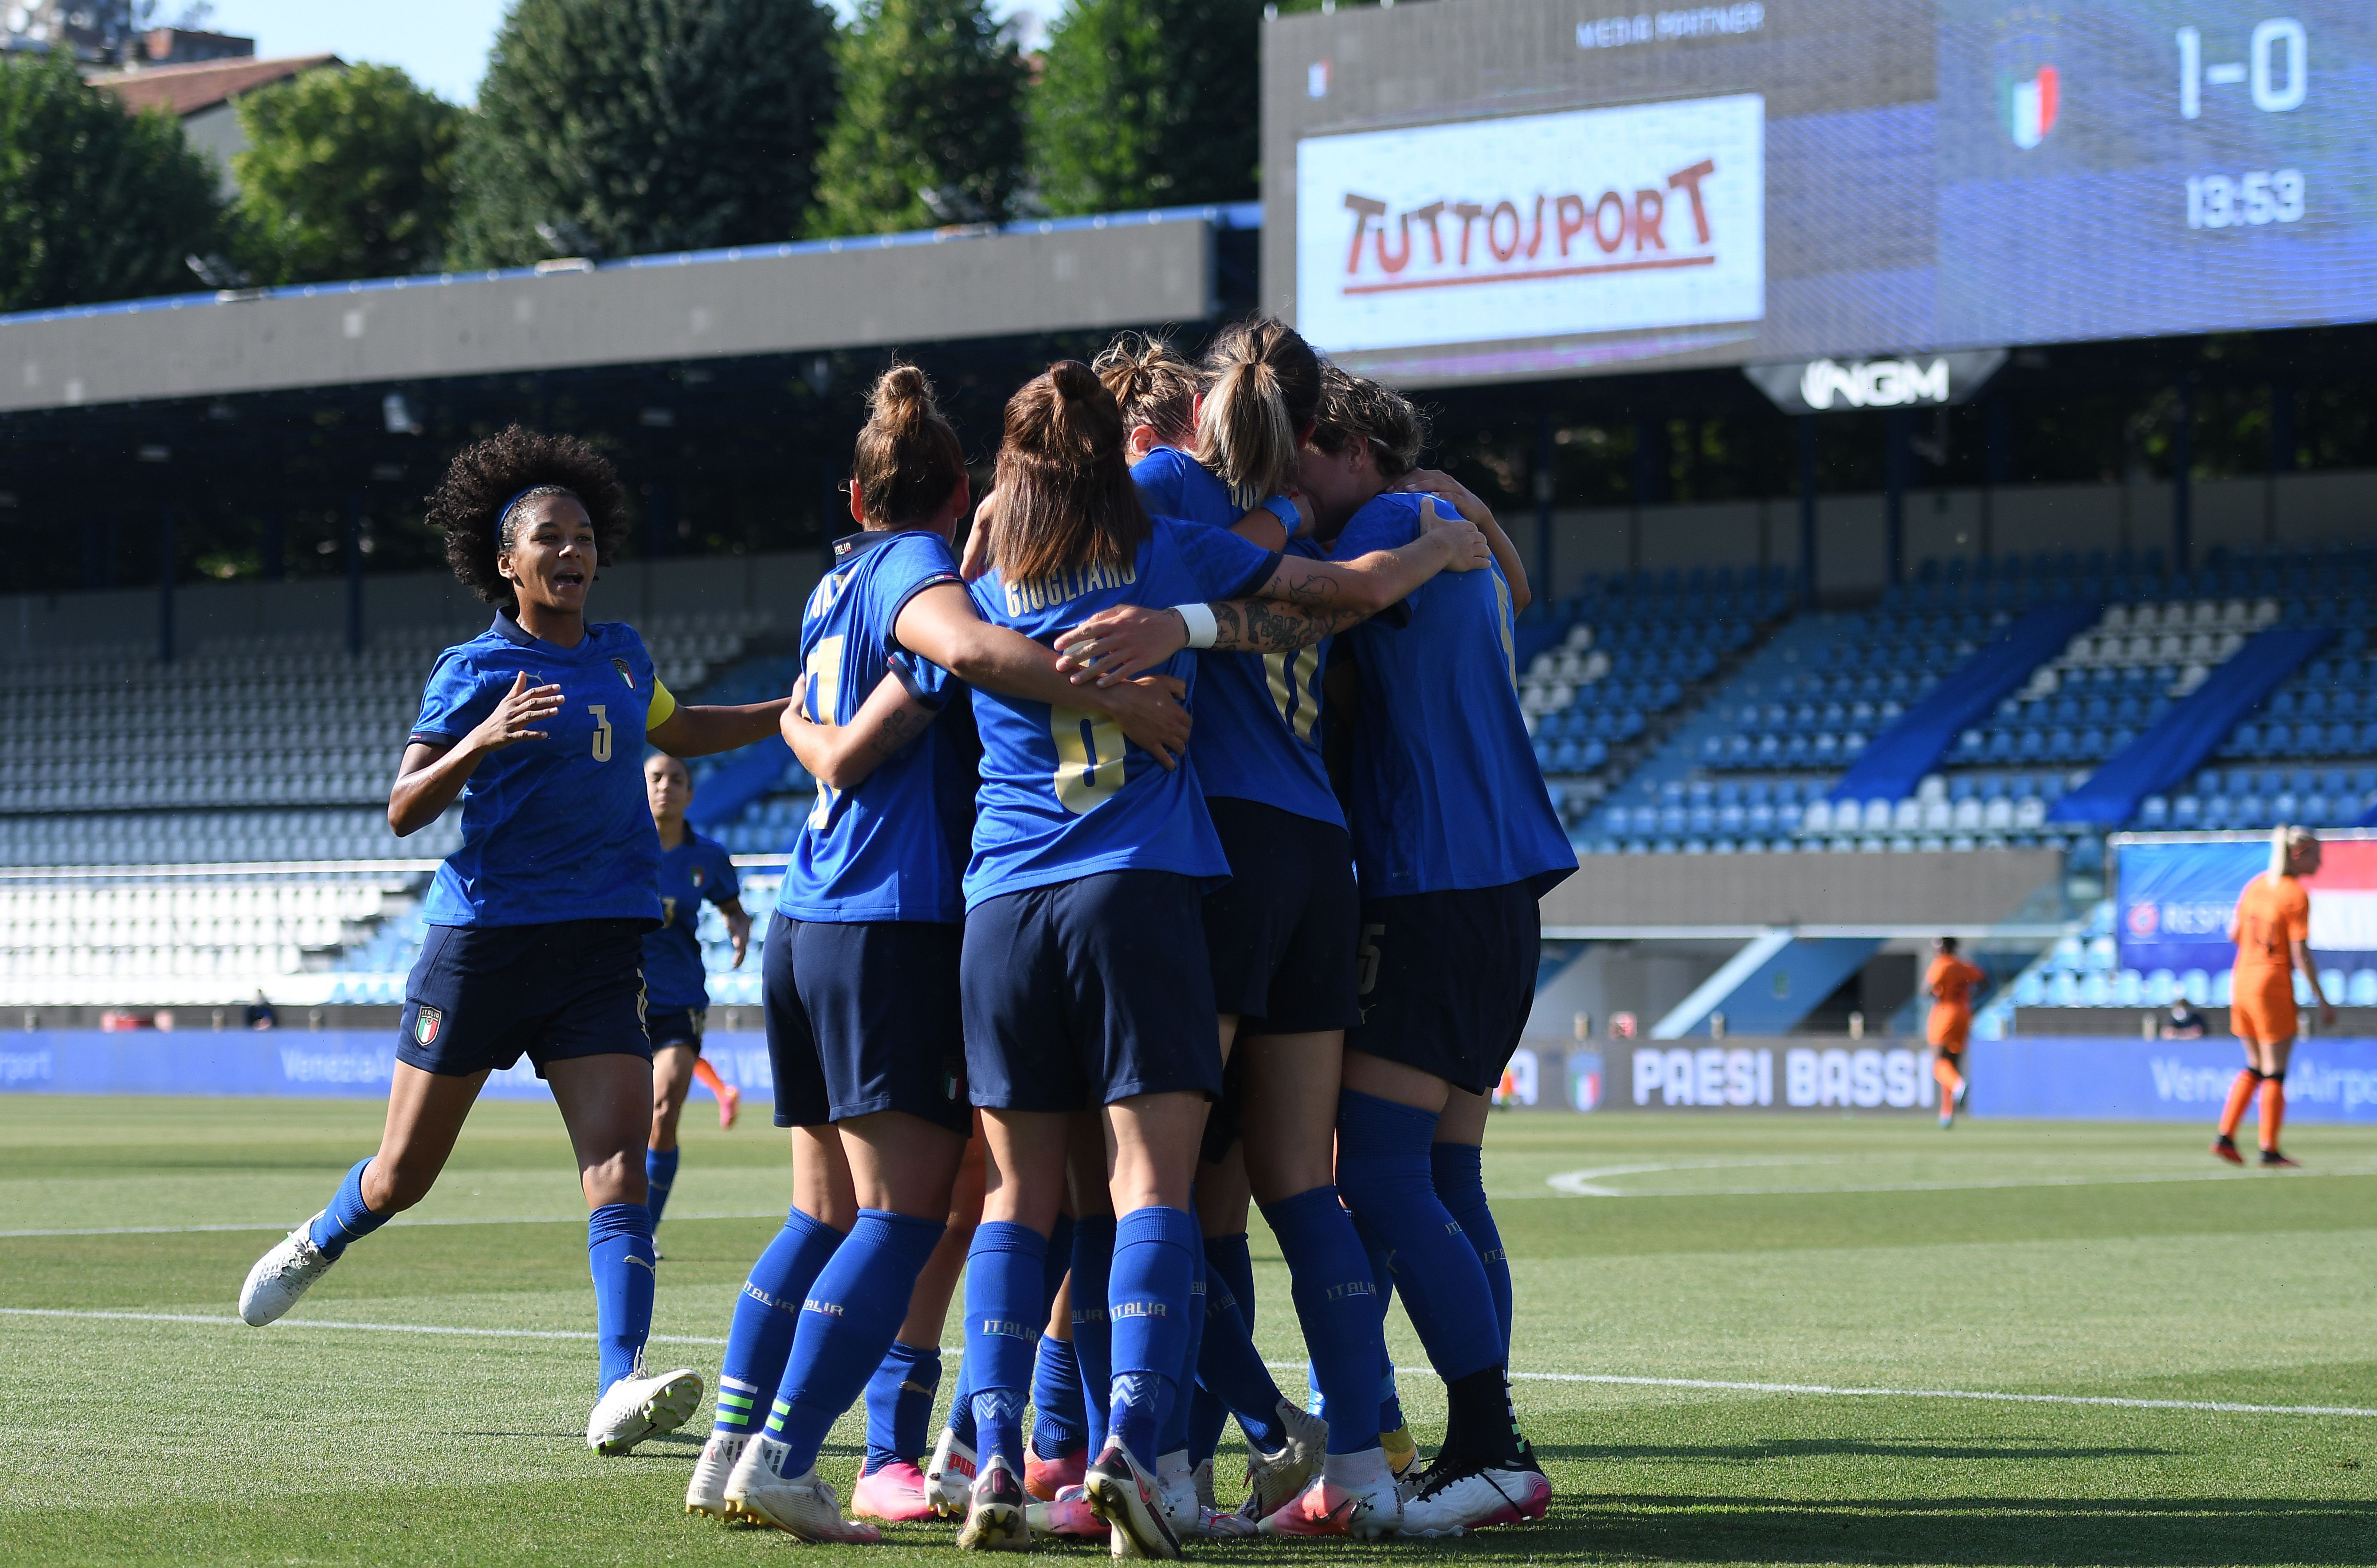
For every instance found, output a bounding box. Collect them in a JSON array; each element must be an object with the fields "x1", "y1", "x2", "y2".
[{"x1": 1051, "y1": 359, "x2": 1102, "y2": 402}]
